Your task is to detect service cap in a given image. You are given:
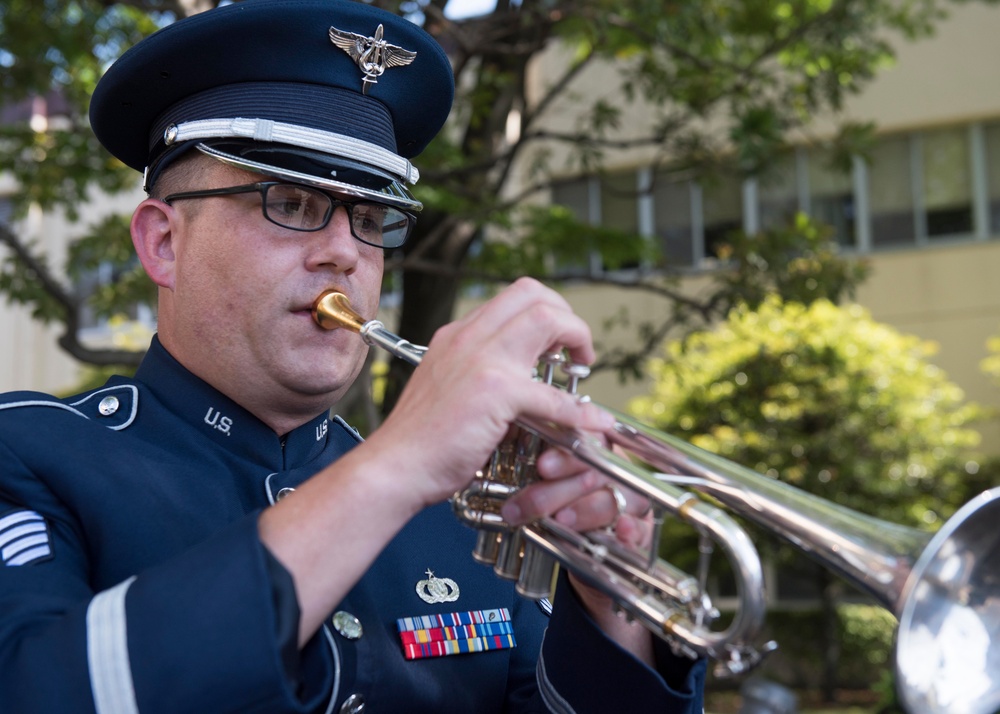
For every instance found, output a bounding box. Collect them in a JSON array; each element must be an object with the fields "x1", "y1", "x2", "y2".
[{"x1": 89, "y1": 0, "x2": 455, "y2": 210}]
